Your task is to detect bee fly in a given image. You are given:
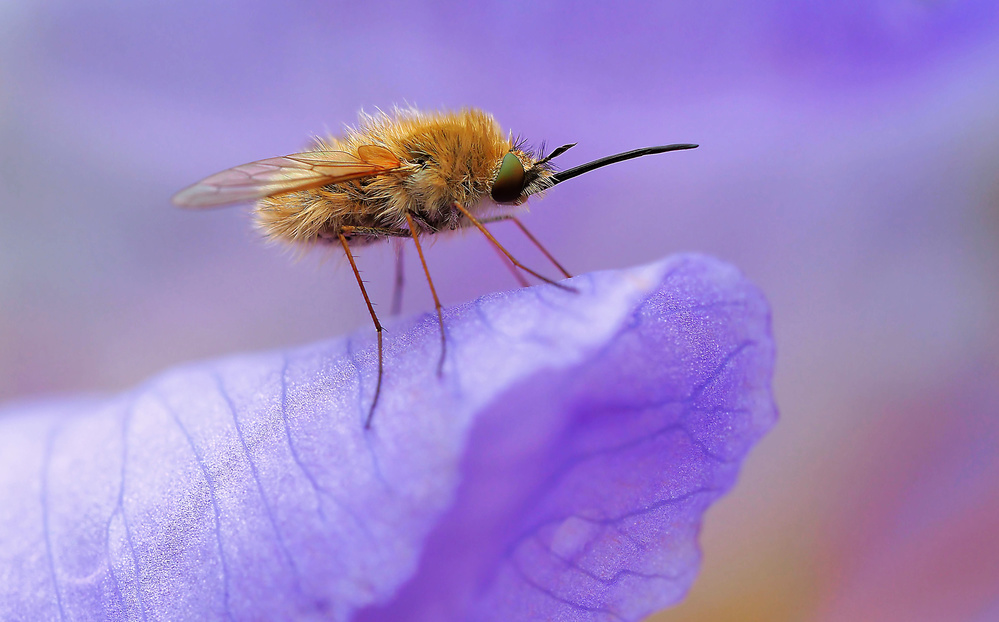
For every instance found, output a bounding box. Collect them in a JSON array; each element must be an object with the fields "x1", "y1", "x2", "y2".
[{"x1": 173, "y1": 107, "x2": 697, "y2": 427}]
